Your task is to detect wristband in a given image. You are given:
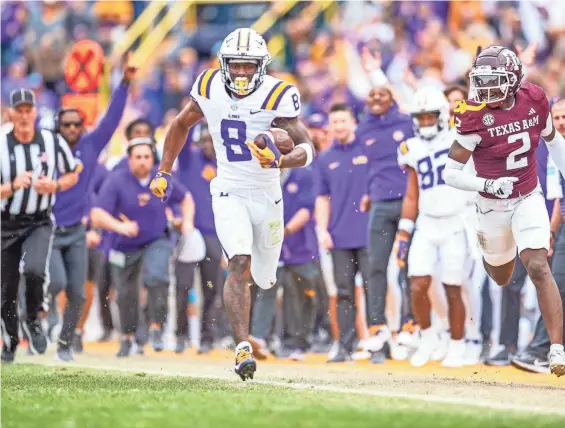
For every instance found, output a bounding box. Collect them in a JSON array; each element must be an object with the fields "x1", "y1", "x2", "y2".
[
  {"x1": 296, "y1": 143, "x2": 314, "y2": 167},
  {"x1": 398, "y1": 218, "x2": 415, "y2": 234},
  {"x1": 55, "y1": 181, "x2": 62, "y2": 192},
  {"x1": 10, "y1": 181, "x2": 16, "y2": 193},
  {"x1": 284, "y1": 226, "x2": 292, "y2": 236}
]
